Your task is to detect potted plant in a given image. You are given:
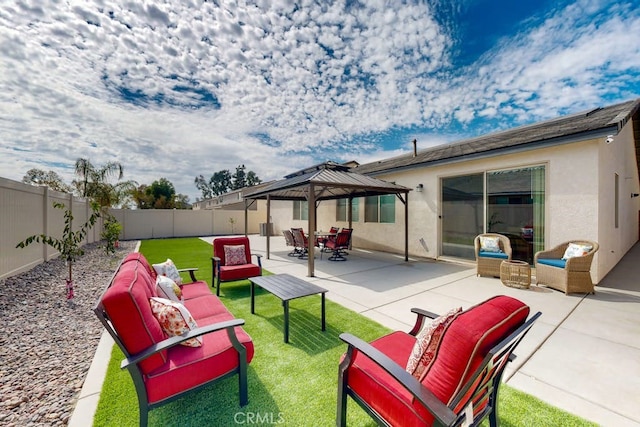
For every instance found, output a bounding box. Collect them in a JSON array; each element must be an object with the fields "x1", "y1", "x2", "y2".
[{"x1": 16, "y1": 201, "x2": 101, "y2": 300}]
